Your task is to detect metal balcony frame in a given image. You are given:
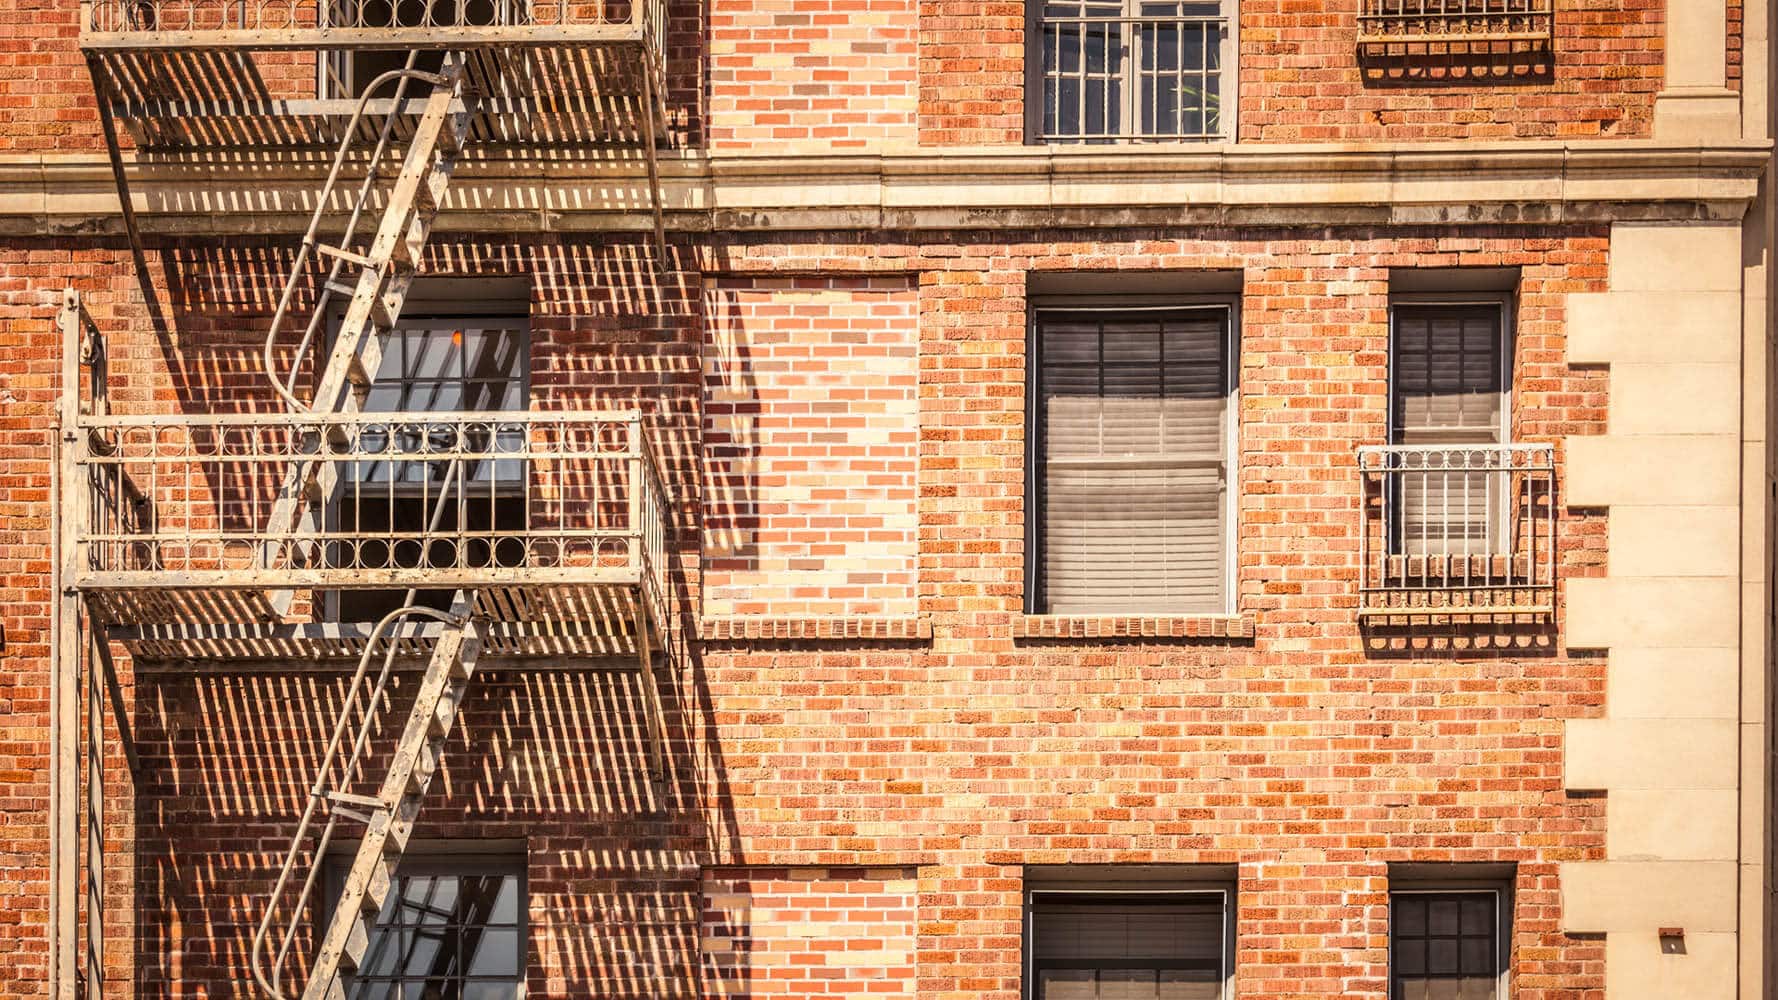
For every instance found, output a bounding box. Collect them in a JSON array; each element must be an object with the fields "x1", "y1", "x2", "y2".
[{"x1": 1356, "y1": 441, "x2": 1557, "y2": 620}]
